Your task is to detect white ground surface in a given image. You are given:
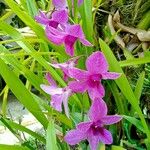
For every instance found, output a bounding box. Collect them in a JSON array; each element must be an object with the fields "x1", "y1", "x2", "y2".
[{"x1": 0, "y1": 95, "x2": 43, "y2": 144}]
